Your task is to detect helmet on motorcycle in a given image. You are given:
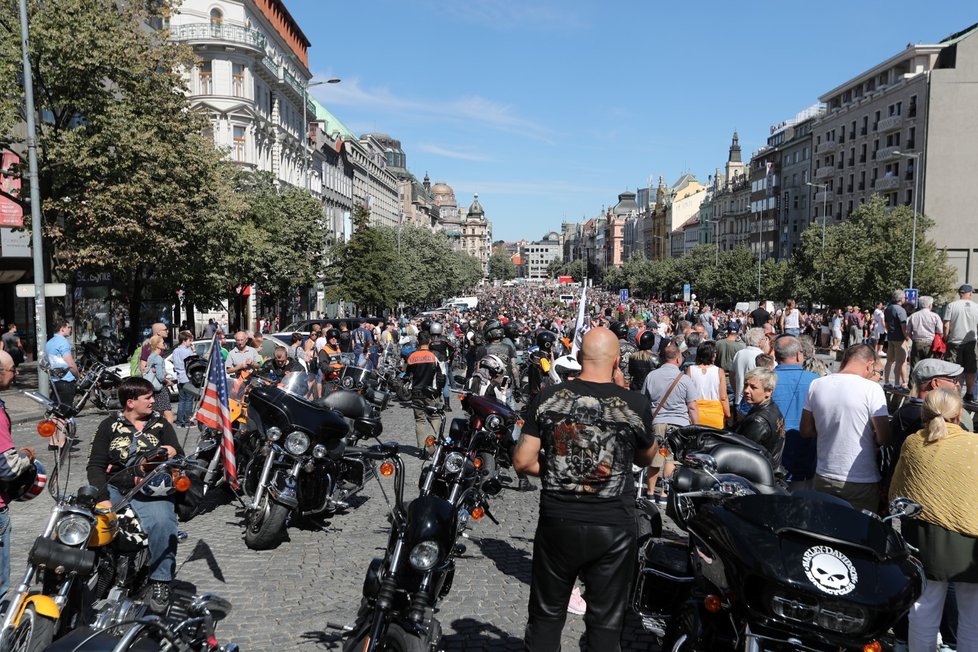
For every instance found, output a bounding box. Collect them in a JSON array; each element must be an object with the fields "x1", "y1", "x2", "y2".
[
  {"x1": 140, "y1": 471, "x2": 176, "y2": 498},
  {"x1": 638, "y1": 329, "x2": 657, "y2": 351},
  {"x1": 478, "y1": 355, "x2": 506, "y2": 378},
  {"x1": 483, "y1": 320, "x2": 504, "y2": 341},
  {"x1": 503, "y1": 321, "x2": 520, "y2": 341},
  {"x1": 429, "y1": 322, "x2": 443, "y2": 336},
  {"x1": 325, "y1": 328, "x2": 340, "y2": 340},
  {"x1": 610, "y1": 321, "x2": 629, "y2": 340},
  {"x1": 535, "y1": 331, "x2": 557, "y2": 352}
]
